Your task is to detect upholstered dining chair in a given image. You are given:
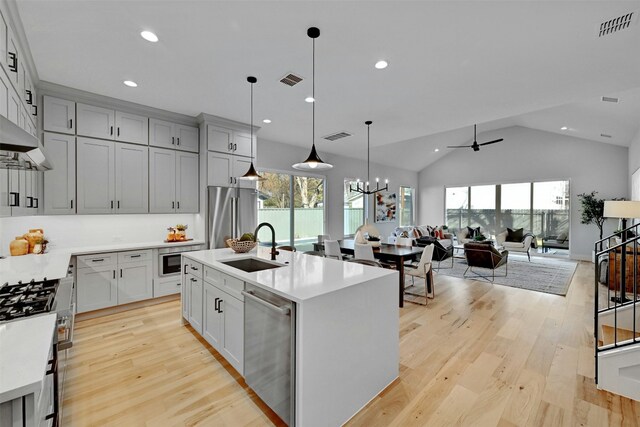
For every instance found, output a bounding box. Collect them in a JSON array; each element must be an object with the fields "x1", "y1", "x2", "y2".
[
  {"x1": 354, "y1": 243, "x2": 376, "y2": 261},
  {"x1": 324, "y1": 240, "x2": 344, "y2": 260},
  {"x1": 404, "y1": 244, "x2": 435, "y2": 305}
]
